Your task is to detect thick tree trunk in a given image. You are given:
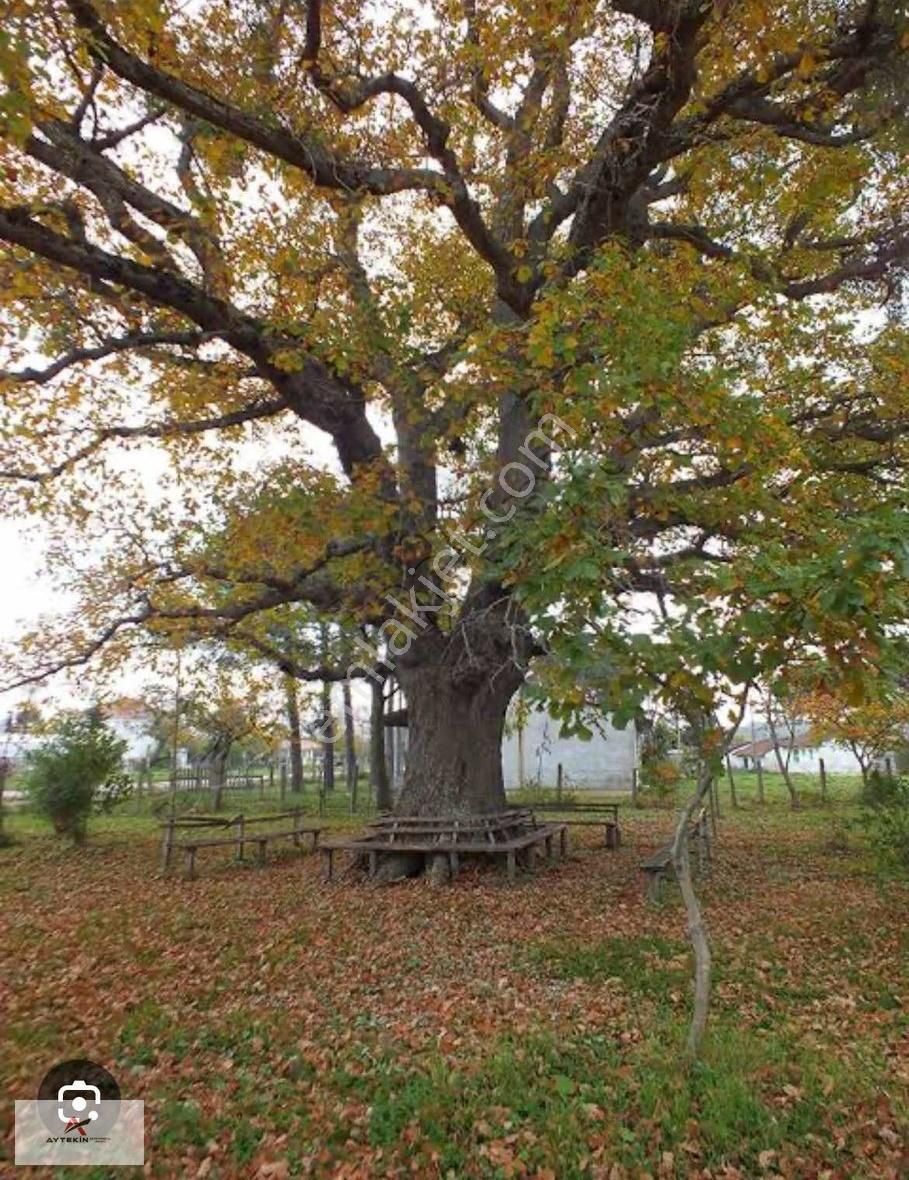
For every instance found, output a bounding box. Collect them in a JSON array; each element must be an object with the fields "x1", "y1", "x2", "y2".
[
  {"x1": 393, "y1": 620, "x2": 527, "y2": 817},
  {"x1": 284, "y1": 675, "x2": 304, "y2": 793}
]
